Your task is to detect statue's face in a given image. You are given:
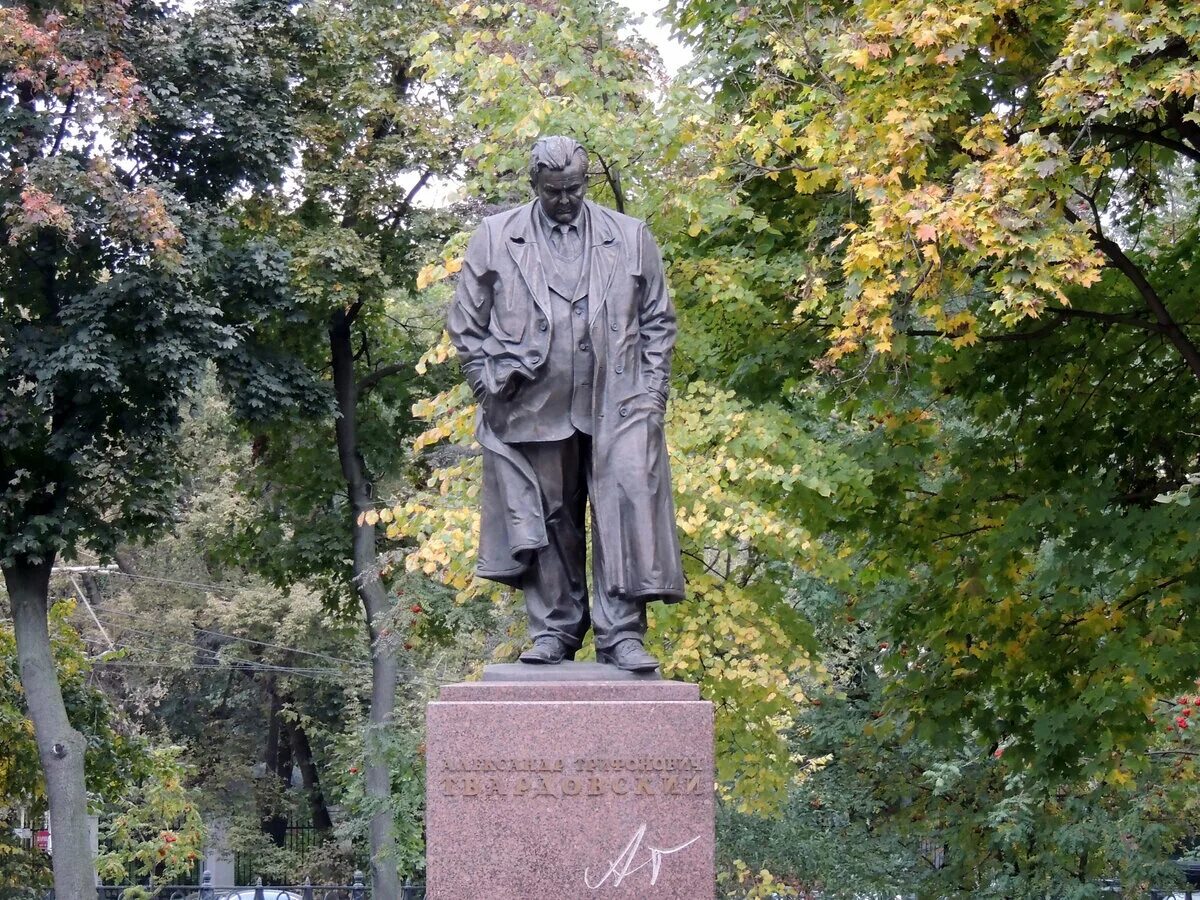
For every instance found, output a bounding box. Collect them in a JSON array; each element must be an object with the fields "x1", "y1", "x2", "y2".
[{"x1": 532, "y1": 155, "x2": 588, "y2": 224}]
